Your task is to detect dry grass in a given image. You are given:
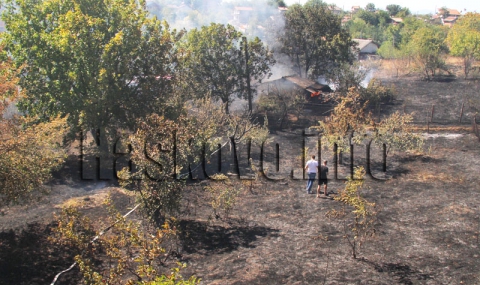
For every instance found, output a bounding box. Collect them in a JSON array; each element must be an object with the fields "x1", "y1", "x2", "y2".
[
  {"x1": 409, "y1": 169, "x2": 465, "y2": 184},
  {"x1": 54, "y1": 187, "x2": 134, "y2": 209},
  {"x1": 407, "y1": 126, "x2": 472, "y2": 132},
  {"x1": 440, "y1": 204, "x2": 476, "y2": 215},
  {"x1": 377, "y1": 59, "x2": 412, "y2": 78}
]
